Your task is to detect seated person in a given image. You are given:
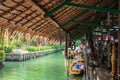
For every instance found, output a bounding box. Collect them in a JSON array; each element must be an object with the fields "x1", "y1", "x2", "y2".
[
  {"x1": 73, "y1": 61, "x2": 84, "y2": 70},
  {"x1": 73, "y1": 64, "x2": 80, "y2": 70}
]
